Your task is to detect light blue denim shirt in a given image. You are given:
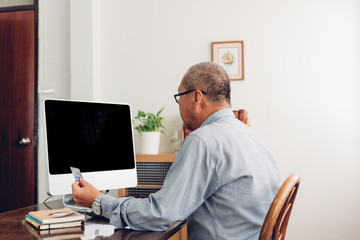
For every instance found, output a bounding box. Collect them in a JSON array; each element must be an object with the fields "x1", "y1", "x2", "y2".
[{"x1": 101, "y1": 108, "x2": 280, "y2": 240}]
